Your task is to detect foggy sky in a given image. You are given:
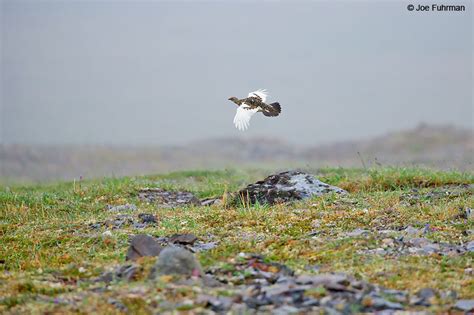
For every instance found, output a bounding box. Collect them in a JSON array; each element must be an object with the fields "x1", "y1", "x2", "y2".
[{"x1": 1, "y1": 0, "x2": 472, "y2": 146}]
